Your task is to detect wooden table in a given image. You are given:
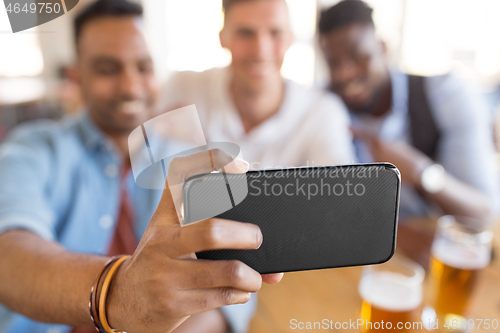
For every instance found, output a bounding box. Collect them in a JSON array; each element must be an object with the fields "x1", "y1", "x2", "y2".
[{"x1": 248, "y1": 219, "x2": 500, "y2": 332}]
